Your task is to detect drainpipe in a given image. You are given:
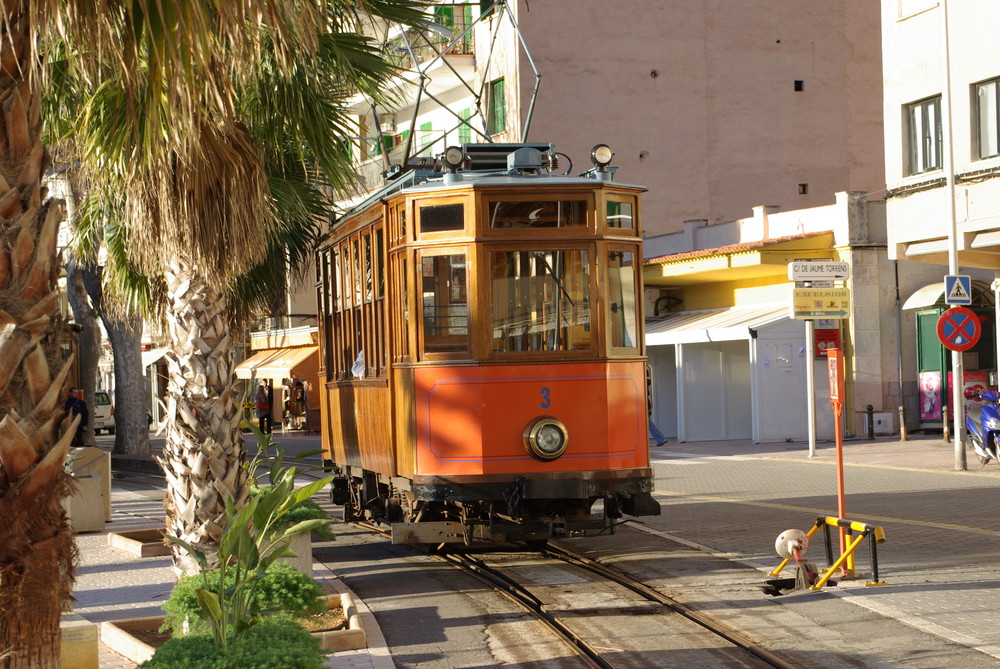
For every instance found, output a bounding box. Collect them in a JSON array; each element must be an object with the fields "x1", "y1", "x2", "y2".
[{"x1": 895, "y1": 262, "x2": 906, "y2": 440}]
